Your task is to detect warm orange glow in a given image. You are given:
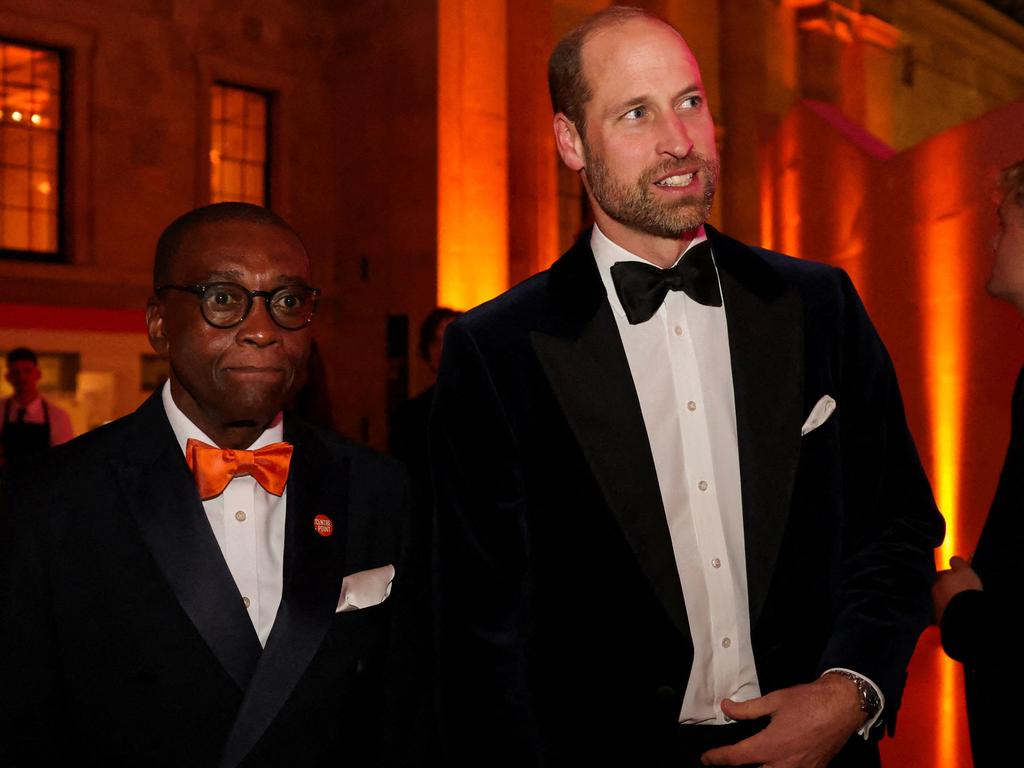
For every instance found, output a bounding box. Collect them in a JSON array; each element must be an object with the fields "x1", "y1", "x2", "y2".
[
  {"x1": 936, "y1": 647, "x2": 960, "y2": 768},
  {"x1": 437, "y1": 0, "x2": 509, "y2": 310},
  {"x1": 779, "y1": 121, "x2": 801, "y2": 257},
  {"x1": 759, "y1": 143, "x2": 776, "y2": 250},
  {"x1": 919, "y1": 168, "x2": 966, "y2": 569}
]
